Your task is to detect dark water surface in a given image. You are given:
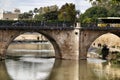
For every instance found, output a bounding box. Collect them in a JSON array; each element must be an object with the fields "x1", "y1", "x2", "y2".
[{"x1": 0, "y1": 42, "x2": 120, "y2": 80}]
